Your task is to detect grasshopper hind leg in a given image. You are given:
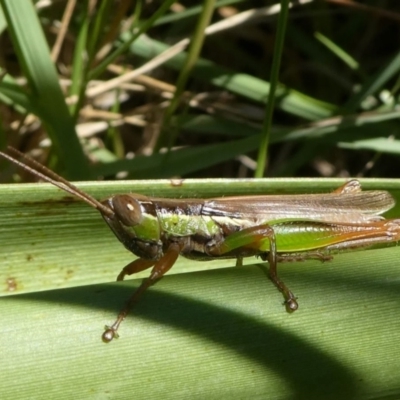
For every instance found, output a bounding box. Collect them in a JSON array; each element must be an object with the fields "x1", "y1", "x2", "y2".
[
  {"x1": 207, "y1": 224, "x2": 299, "y2": 313},
  {"x1": 260, "y1": 247, "x2": 298, "y2": 313}
]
